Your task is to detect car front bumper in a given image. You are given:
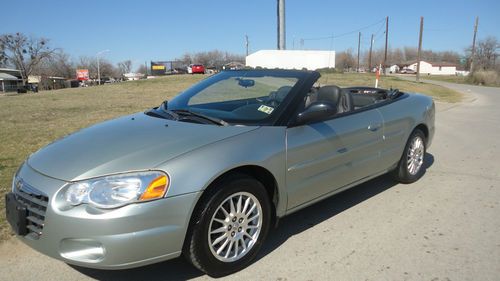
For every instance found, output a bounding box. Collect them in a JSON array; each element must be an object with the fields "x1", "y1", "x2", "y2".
[{"x1": 8, "y1": 163, "x2": 201, "y2": 269}]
